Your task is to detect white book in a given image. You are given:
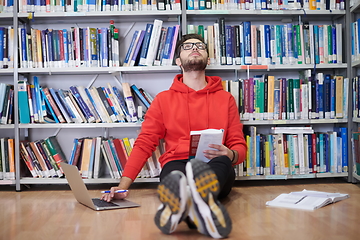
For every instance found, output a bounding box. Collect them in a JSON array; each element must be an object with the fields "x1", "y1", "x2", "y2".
[
  {"x1": 309, "y1": 24, "x2": 315, "y2": 64},
  {"x1": 144, "y1": 19, "x2": 163, "y2": 66},
  {"x1": 93, "y1": 137, "x2": 103, "y2": 179},
  {"x1": 214, "y1": 23, "x2": 221, "y2": 65},
  {"x1": 189, "y1": 129, "x2": 224, "y2": 163},
  {"x1": 336, "y1": 23, "x2": 343, "y2": 63},
  {"x1": 266, "y1": 189, "x2": 349, "y2": 211}
]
